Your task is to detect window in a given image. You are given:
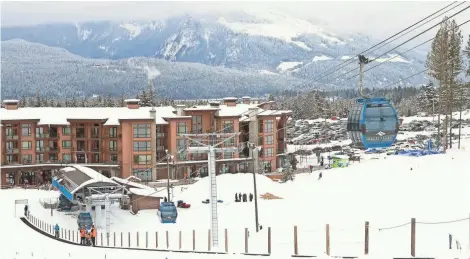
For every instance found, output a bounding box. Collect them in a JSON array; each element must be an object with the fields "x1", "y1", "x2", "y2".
[
  {"x1": 176, "y1": 139, "x2": 185, "y2": 149},
  {"x1": 263, "y1": 148, "x2": 274, "y2": 157},
  {"x1": 36, "y1": 154, "x2": 44, "y2": 163},
  {"x1": 36, "y1": 140, "x2": 44, "y2": 151},
  {"x1": 224, "y1": 152, "x2": 234, "y2": 159},
  {"x1": 62, "y1": 127, "x2": 71, "y2": 136},
  {"x1": 62, "y1": 140, "x2": 72, "y2": 149},
  {"x1": 133, "y1": 155, "x2": 151, "y2": 165},
  {"x1": 156, "y1": 126, "x2": 165, "y2": 137},
  {"x1": 109, "y1": 127, "x2": 117, "y2": 138},
  {"x1": 21, "y1": 124, "x2": 31, "y2": 136},
  {"x1": 93, "y1": 153, "x2": 100, "y2": 163},
  {"x1": 133, "y1": 124, "x2": 151, "y2": 138},
  {"x1": 91, "y1": 127, "x2": 100, "y2": 137},
  {"x1": 133, "y1": 169, "x2": 151, "y2": 182},
  {"x1": 6, "y1": 155, "x2": 17, "y2": 163},
  {"x1": 36, "y1": 127, "x2": 44, "y2": 136},
  {"x1": 62, "y1": 153, "x2": 71, "y2": 162},
  {"x1": 224, "y1": 137, "x2": 235, "y2": 146},
  {"x1": 258, "y1": 136, "x2": 263, "y2": 146},
  {"x1": 264, "y1": 120, "x2": 274, "y2": 133},
  {"x1": 192, "y1": 116, "x2": 202, "y2": 134},
  {"x1": 133, "y1": 141, "x2": 151, "y2": 151},
  {"x1": 364, "y1": 105, "x2": 398, "y2": 132},
  {"x1": 110, "y1": 154, "x2": 118, "y2": 163},
  {"x1": 265, "y1": 135, "x2": 274, "y2": 145},
  {"x1": 91, "y1": 140, "x2": 100, "y2": 150},
  {"x1": 22, "y1": 141, "x2": 32, "y2": 150},
  {"x1": 6, "y1": 141, "x2": 17, "y2": 149},
  {"x1": 109, "y1": 140, "x2": 117, "y2": 151},
  {"x1": 222, "y1": 120, "x2": 234, "y2": 133},
  {"x1": 49, "y1": 153, "x2": 58, "y2": 161},
  {"x1": 6, "y1": 126, "x2": 16, "y2": 136},
  {"x1": 177, "y1": 122, "x2": 188, "y2": 135},
  {"x1": 22, "y1": 154, "x2": 32, "y2": 163}
]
